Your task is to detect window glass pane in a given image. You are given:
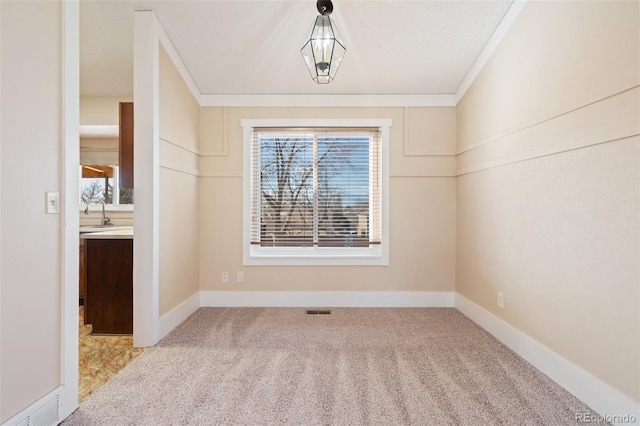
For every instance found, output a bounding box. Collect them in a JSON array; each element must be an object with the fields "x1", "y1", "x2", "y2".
[
  {"x1": 259, "y1": 136, "x2": 314, "y2": 245},
  {"x1": 119, "y1": 187, "x2": 134, "y2": 204},
  {"x1": 80, "y1": 165, "x2": 133, "y2": 206},
  {"x1": 317, "y1": 136, "x2": 370, "y2": 246},
  {"x1": 81, "y1": 177, "x2": 113, "y2": 204}
]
